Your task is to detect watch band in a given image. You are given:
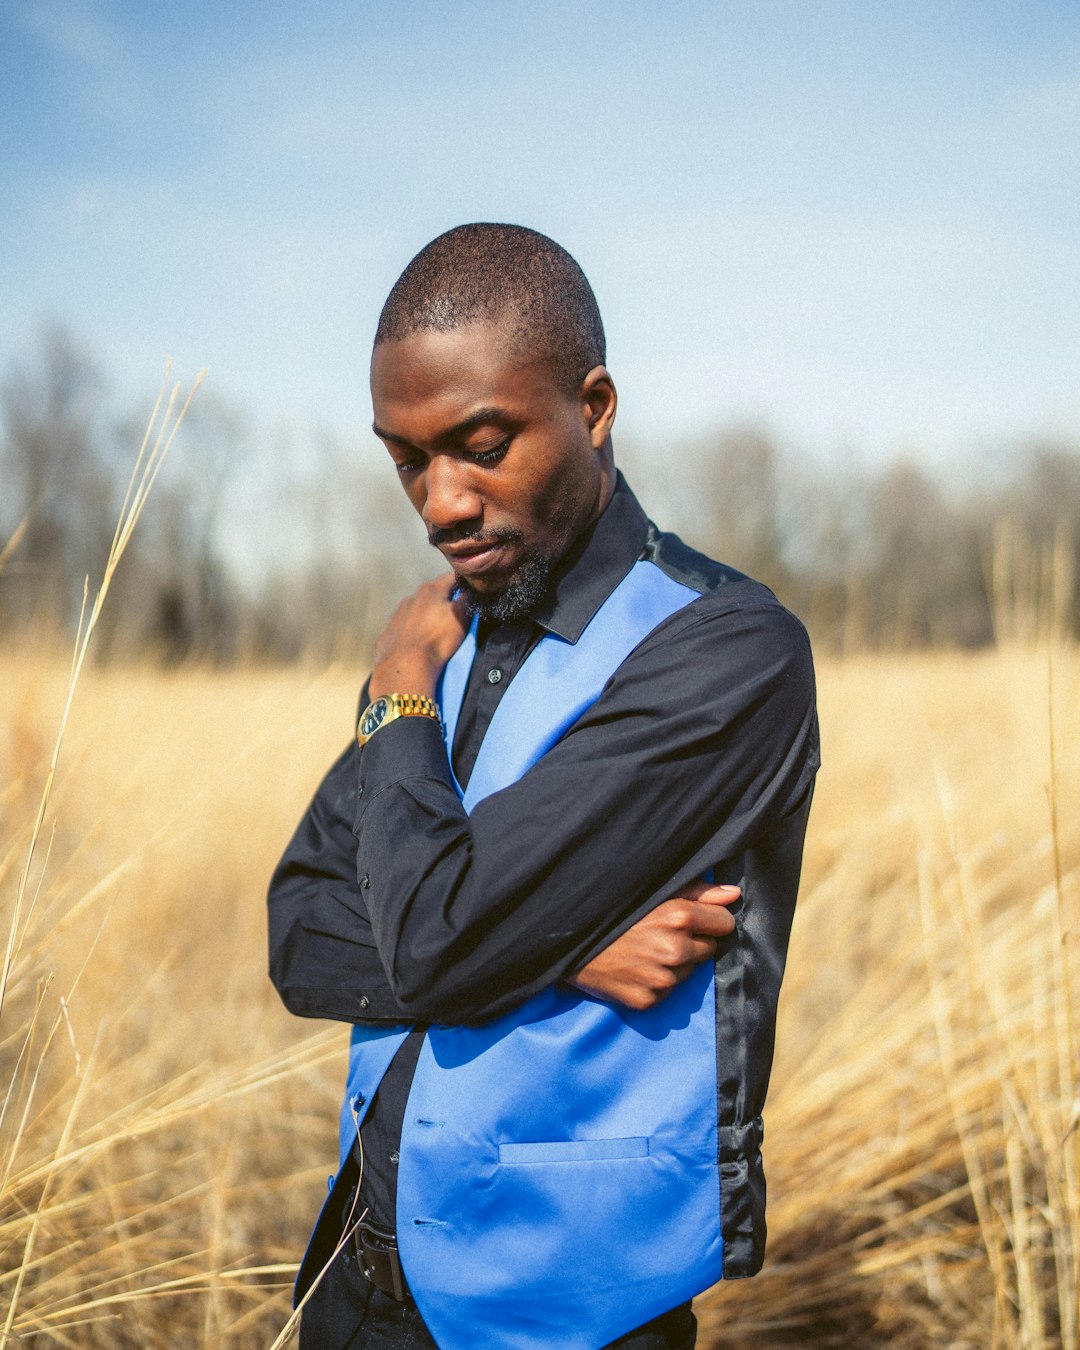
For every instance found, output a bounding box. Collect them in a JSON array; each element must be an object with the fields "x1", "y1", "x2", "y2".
[{"x1": 357, "y1": 693, "x2": 441, "y2": 747}]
